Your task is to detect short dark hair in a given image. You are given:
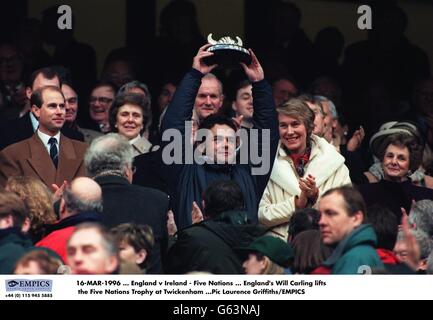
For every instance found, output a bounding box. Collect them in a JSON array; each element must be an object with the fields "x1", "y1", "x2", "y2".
[
  {"x1": 27, "y1": 67, "x2": 61, "y2": 88},
  {"x1": 288, "y1": 208, "x2": 320, "y2": 241},
  {"x1": 199, "y1": 114, "x2": 237, "y2": 132},
  {"x1": 323, "y1": 185, "x2": 366, "y2": 217},
  {"x1": 14, "y1": 250, "x2": 62, "y2": 274},
  {"x1": 111, "y1": 223, "x2": 154, "y2": 269},
  {"x1": 365, "y1": 204, "x2": 398, "y2": 250},
  {"x1": 109, "y1": 92, "x2": 150, "y2": 134},
  {"x1": 0, "y1": 192, "x2": 29, "y2": 227},
  {"x1": 203, "y1": 180, "x2": 245, "y2": 218},
  {"x1": 30, "y1": 86, "x2": 64, "y2": 109},
  {"x1": 232, "y1": 80, "x2": 252, "y2": 100},
  {"x1": 377, "y1": 133, "x2": 421, "y2": 173},
  {"x1": 69, "y1": 223, "x2": 118, "y2": 257},
  {"x1": 292, "y1": 230, "x2": 332, "y2": 274}
]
